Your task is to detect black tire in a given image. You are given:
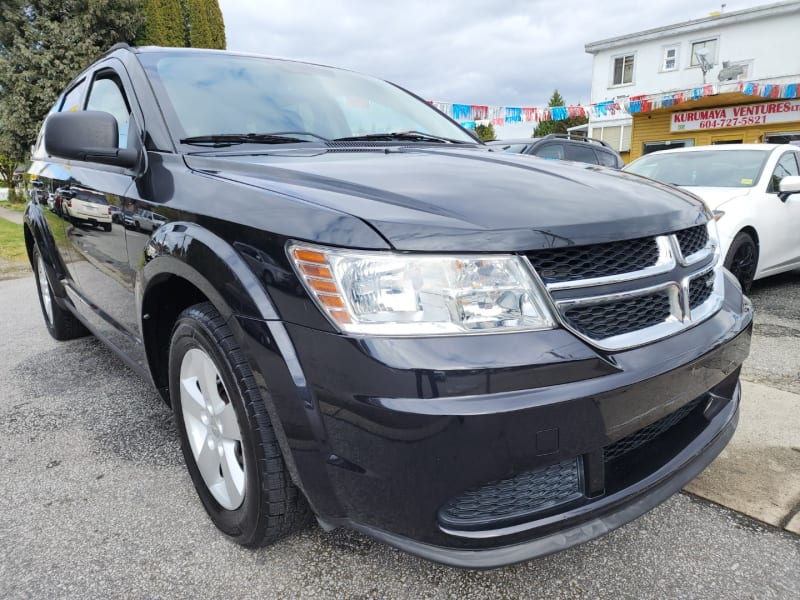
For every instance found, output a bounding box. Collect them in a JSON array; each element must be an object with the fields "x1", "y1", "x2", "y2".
[
  {"x1": 32, "y1": 244, "x2": 89, "y2": 341},
  {"x1": 724, "y1": 232, "x2": 758, "y2": 293},
  {"x1": 169, "y1": 302, "x2": 311, "y2": 546},
  {"x1": 102, "y1": 223, "x2": 112, "y2": 232}
]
